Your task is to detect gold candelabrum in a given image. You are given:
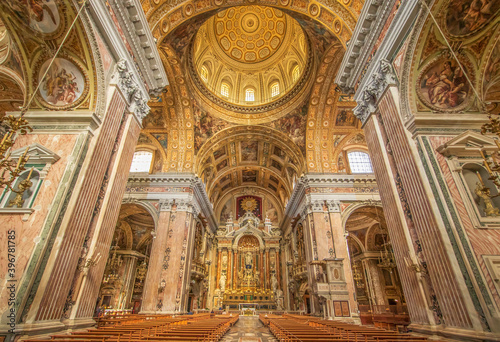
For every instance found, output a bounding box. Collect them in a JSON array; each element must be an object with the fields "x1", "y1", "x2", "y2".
[
  {"x1": 1, "y1": 112, "x2": 33, "y2": 204},
  {"x1": 351, "y1": 262, "x2": 364, "y2": 289}
]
